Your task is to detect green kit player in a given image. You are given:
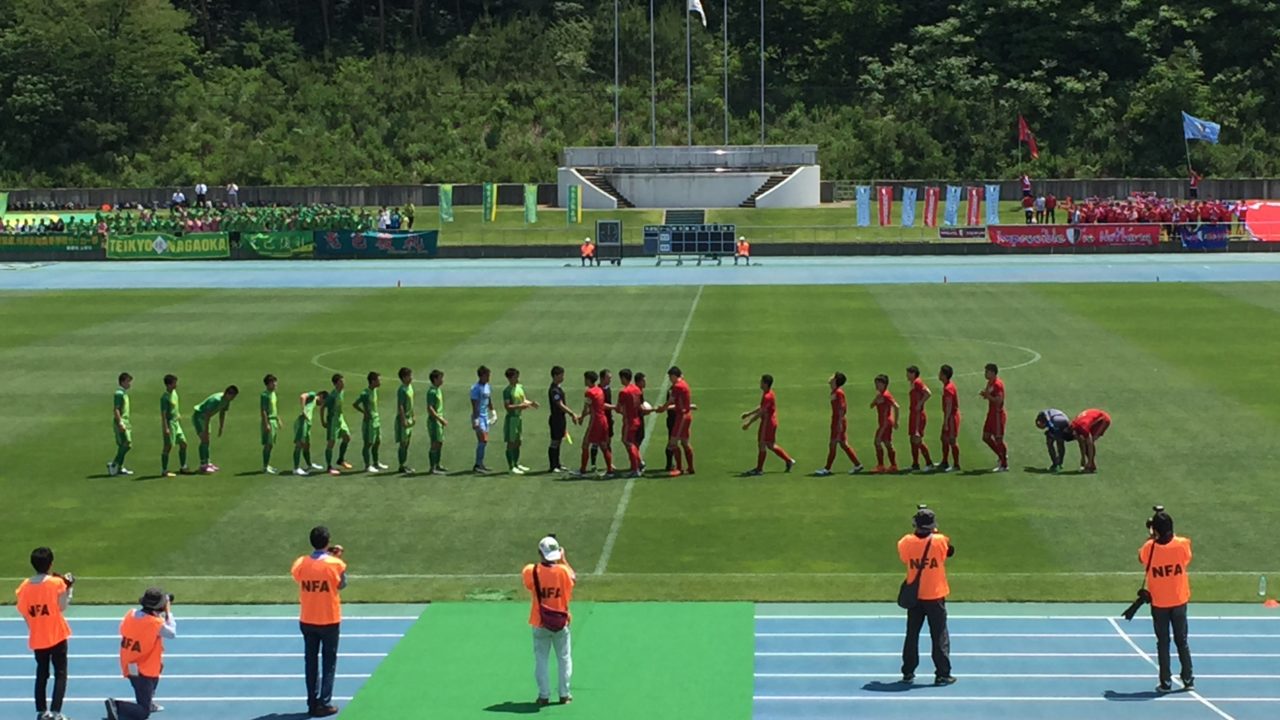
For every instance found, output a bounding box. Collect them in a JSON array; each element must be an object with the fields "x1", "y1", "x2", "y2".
[
  {"x1": 160, "y1": 374, "x2": 189, "y2": 476},
  {"x1": 292, "y1": 390, "x2": 328, "y2": 475},
  {"x1": 321, "y1": 373, "x2": 352, "y2": 475},
  {"x1": 502, "y1": 367, "x2": 540, "y2": 474},
  {"x1": 395, "y1": 367, "x2": 416, "y2": 474},
  {"x1": 353, "y1": 371, "x2": 386, "y2": 473},
  {"x1": 192, "y1": 386, "x2": 239, "y2": 473},
  {"x1": 109, "y1": 372, "x2": 134, "y2": 476},
  {"x1": 426, "y1": 369, "x2": 448, "y2": 474},
  {"x1": 261, "y1": 374, "x2": 280, "y2": 475}
]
